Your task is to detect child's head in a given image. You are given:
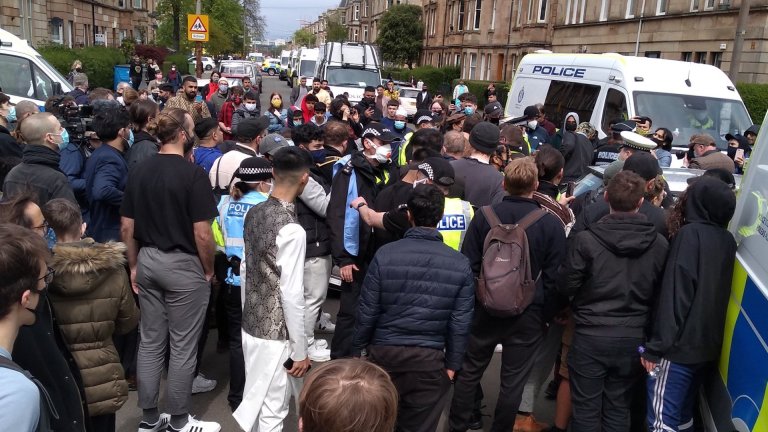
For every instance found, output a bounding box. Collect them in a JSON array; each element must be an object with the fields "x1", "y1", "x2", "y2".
[
  {"x1": 43, "y1": 199, "x2": 84, "y2": 241},
  {"x1": 299, "y1": 359, "x2": 398, "y2": 432}
]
